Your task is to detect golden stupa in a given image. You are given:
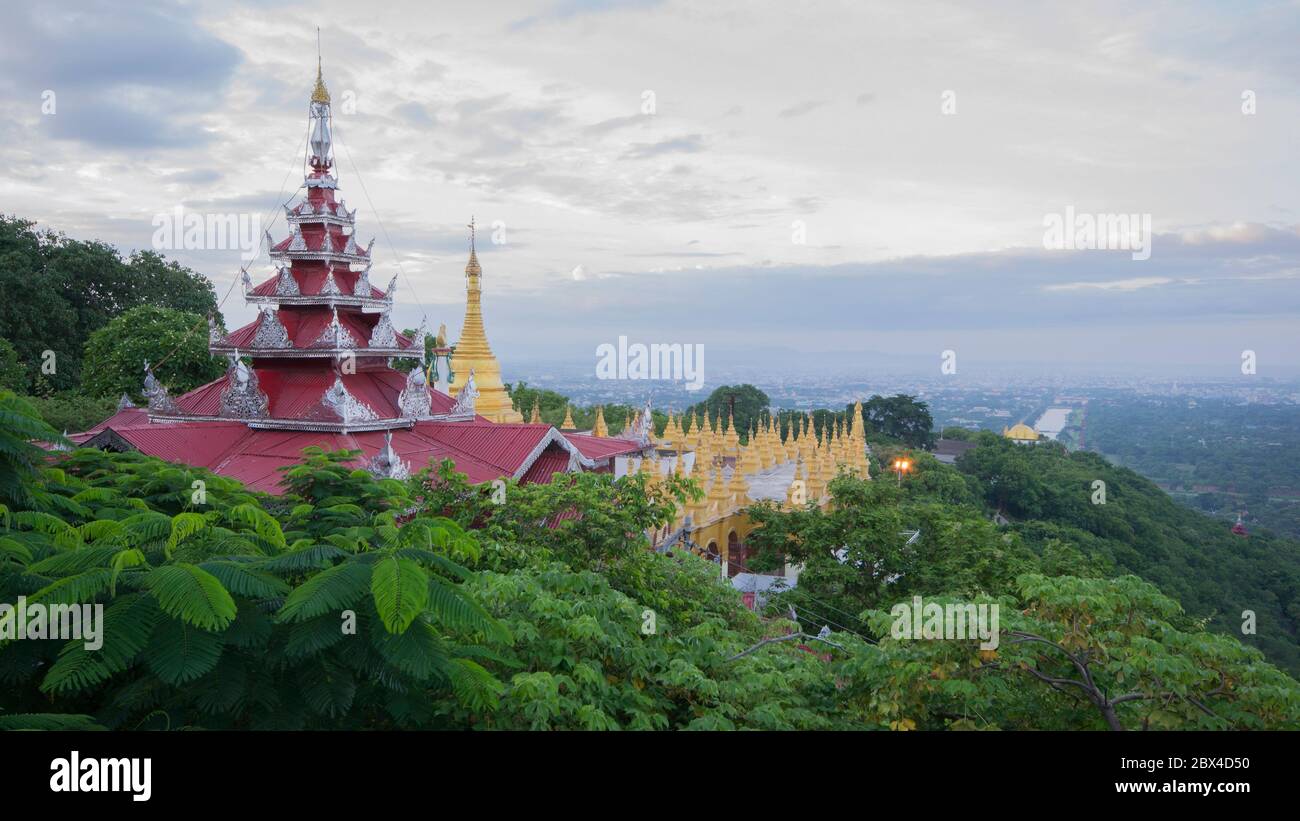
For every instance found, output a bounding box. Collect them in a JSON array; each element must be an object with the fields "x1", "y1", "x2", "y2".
[
  {"x1": 448, "y1": 222, "x2": 523, "y2": 423},
  {"x1": 1002, "y1": 422, "x2": 1039, "y2": 442}
]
